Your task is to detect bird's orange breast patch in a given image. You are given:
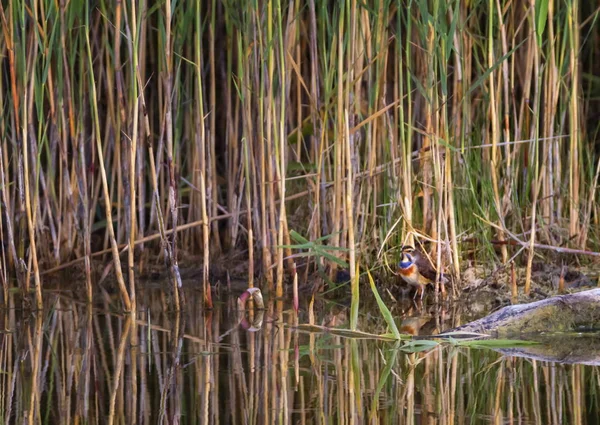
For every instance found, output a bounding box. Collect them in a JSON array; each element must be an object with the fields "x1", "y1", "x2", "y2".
[{"x1": 398, "y1": 264, "x2": 416, "y2": 276}]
